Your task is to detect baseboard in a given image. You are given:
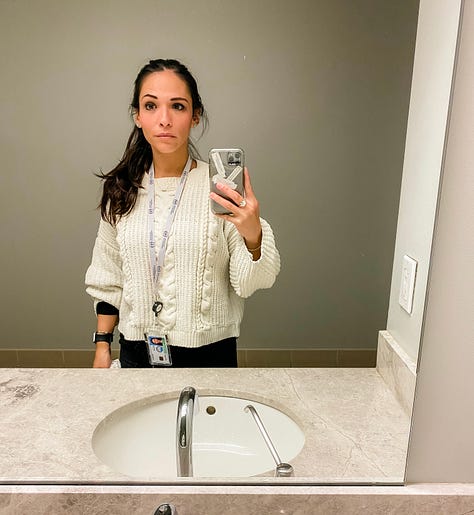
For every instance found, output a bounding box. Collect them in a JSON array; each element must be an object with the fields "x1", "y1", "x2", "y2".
[
  {"x1": 238, "y1": 348, "x2": 376, "y2": 367},
  {"x1": 0, "y1": 347, "x2": 376, "y2": 368},
  {"x1": 376, "y1": 330, "x2": 417, "y2": 416},
  {"x1": 0, "y1": 349, "x2": 120, "y2": 368}
]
